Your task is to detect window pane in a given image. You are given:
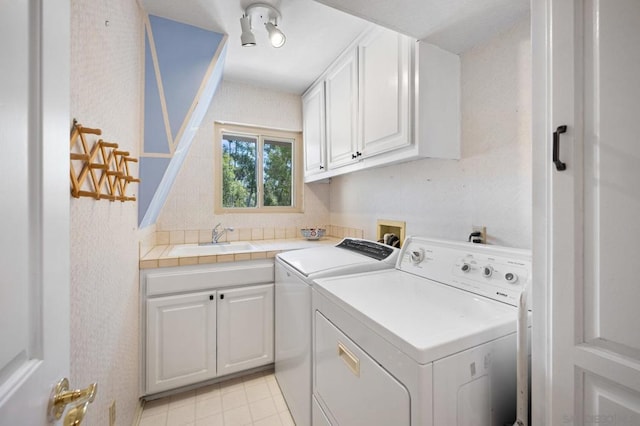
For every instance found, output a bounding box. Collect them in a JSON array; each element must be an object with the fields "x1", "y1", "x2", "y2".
[
  {"x1": 222, "y1": 134, "x2": 257, "y2": 208},
  {"x1": 263, "y1": 139, "x2": 293, "y2": 207}
]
